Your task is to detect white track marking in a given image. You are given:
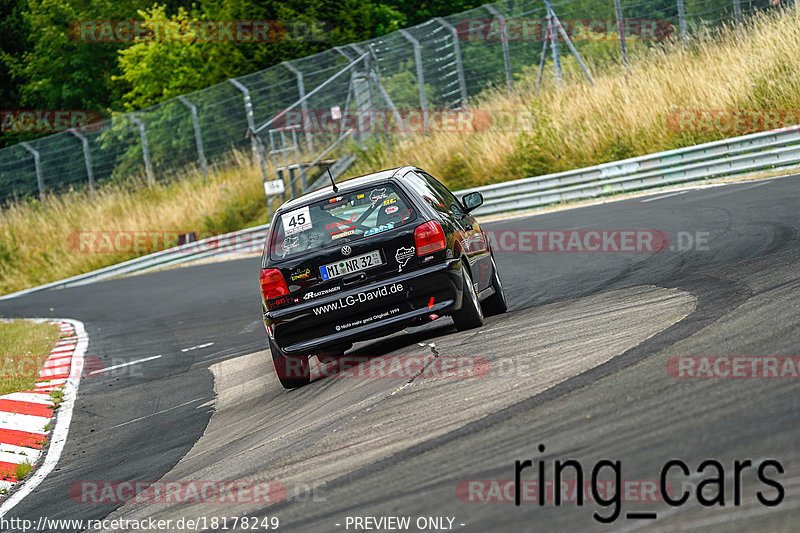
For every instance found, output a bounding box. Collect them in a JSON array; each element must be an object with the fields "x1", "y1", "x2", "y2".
[
  {"x1": 0, "y1": 318, "x2": 87, "y2": 517},
  {"x1": 88, "y1": 355, "x2": 161, "y2": 375},
  {"x1": 0, "y1": 412, "x2": 49, "y2": 434},
  {"x1": 0, "y1": 444, "x2": 40, "y2": 462},
  {"x1": 1, "y1": 393, "x2": 53, "y2": 405},
  {"x1": 640, "y1": 190, "x2": 688, "y2": 203},
  {"x1": 42, "y1": 360, "x2": 70, "y2": 370},
  {"x1": 35, "y1": 378, "x2": 67, "y2": 388},
  {"x1": 40, "y1": 365, "x2": 70, "y2": 377},
  {"x1": 0, "y1": 451, "x2": 37, "y2": 465},
  {"x1": 109, "y1": 397, "x2": 207, "y2": 429},
  {"x1": 181, "y1": 342, "x2": 214, "y2": 353}
]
